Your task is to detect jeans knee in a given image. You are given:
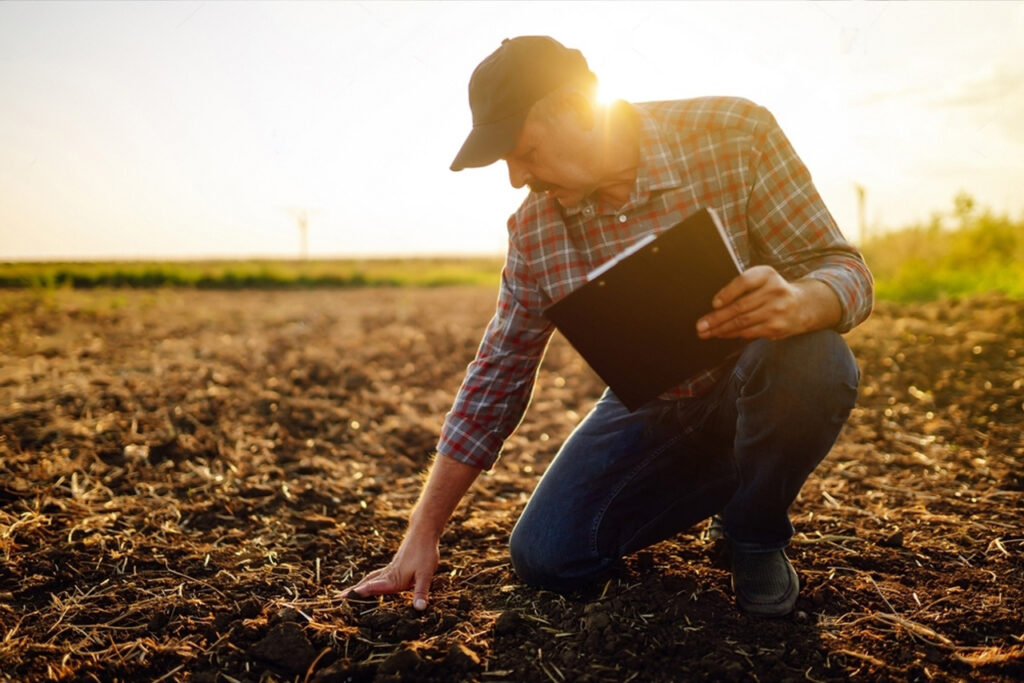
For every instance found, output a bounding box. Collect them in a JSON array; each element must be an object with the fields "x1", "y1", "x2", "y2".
[
  {"x1": 805, "y1": 330, "x2": 859, "y2": 413},
  {"x1": 508, "y1": 514, "x2": 603, "y2": 592},
  {"x1": 747, "y1": 330, "x2": 859, "y2": 418},
  {"x1": 509, "y1": 518, "x2": 561, "y2": 589}
]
